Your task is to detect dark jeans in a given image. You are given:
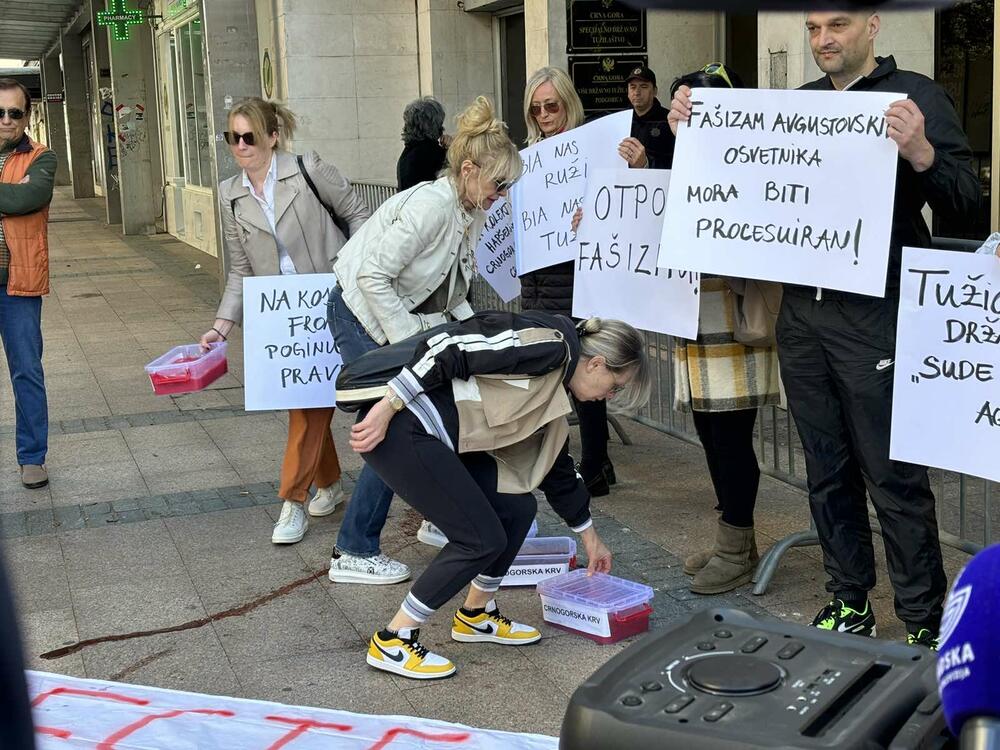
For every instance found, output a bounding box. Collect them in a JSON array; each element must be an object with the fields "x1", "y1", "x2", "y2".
[
  {"x1": 691, "y1": 408, "x2": 760, "y2": 528},
  {"x1": 363, "y1": 407, "x2": 536, "y2": 614},
  {"x1": 575, "y1": 398, "x2": 609, "y2": 477},
  {"x1": 327, "y1": 287, "x2": 395, "y2": 557},
  {"x1": 0, "y1": 288, "x2": 47, "y2": 465},
  {"x1": 776, "y1": 289, "x2": 946, "y2": 630}
]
